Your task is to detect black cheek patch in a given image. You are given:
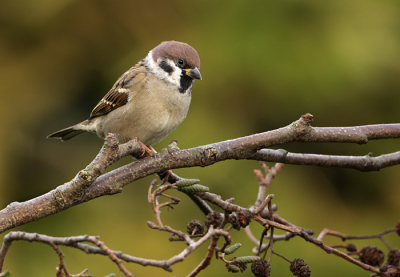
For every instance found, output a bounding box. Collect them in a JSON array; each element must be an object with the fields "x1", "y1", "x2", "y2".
[{"x1": 159, "y1": 60, "x2": 174, "y2": 75}]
